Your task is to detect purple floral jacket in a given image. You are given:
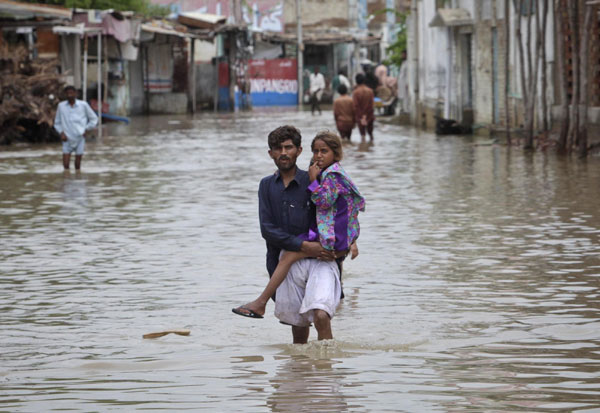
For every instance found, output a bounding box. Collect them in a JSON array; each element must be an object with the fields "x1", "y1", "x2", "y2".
[{"x1": 306, "y1": 162, "x2": 366, "y2": 251}]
